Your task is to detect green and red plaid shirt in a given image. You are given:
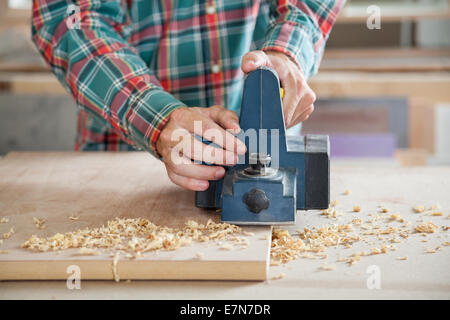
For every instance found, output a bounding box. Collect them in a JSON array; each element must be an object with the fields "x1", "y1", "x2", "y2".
[{"x1": 32, "y1": 0, "x2": 344, "y2": 156}]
